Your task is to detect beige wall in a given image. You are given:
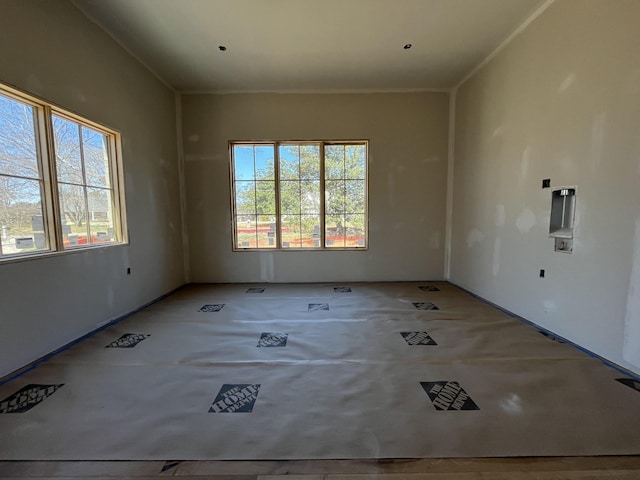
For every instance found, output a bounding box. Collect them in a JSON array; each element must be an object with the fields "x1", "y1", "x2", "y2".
[
  {"x1": 6, "y1": 0, "x2": 637, "y2": 379},
  {"x1": 182, "y1": 92, "x2": 449, "y2": 283},
  {"x1": 0, "y1": 0, "x2": 185, "y2": 377},
  {"x1": 451, "y1": 0, "x2": 640, "y2": 373}
]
